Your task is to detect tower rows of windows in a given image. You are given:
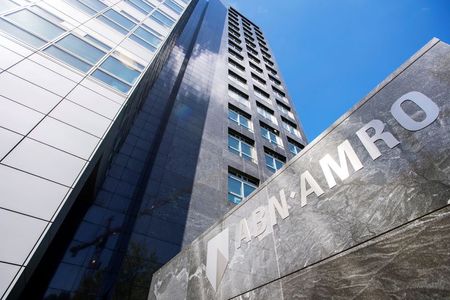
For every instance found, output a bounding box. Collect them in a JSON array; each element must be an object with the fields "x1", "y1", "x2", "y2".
[{"x1": 225, "y1": 7, "x2": 305, "y2": 205}]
